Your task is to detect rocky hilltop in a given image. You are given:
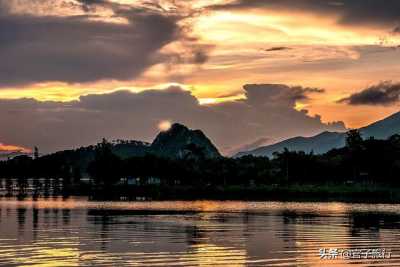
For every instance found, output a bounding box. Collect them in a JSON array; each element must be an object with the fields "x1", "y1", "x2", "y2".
[{"x1": 151, "y1": 123, "x2": 221, "y2": 159}]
